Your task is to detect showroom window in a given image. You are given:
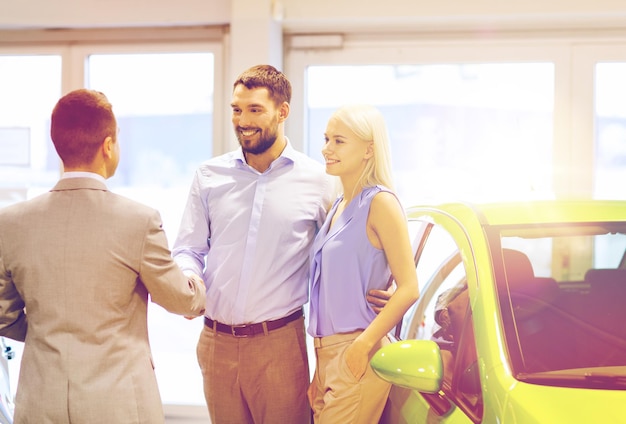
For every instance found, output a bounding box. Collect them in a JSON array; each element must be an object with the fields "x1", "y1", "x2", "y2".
[
  {"x1": 0, "y1": 54, "x2": 63, "y2": 398},
  {"x1": 594, "y1": 62, "x2": 626, "y2": 200},
  {"x1": 86, "y1": 51, "x2": 215, "y2": 406},
  {"x1": 287, "y1": 35, "x2": 626, "y2": 203},
  {"x1": 0, "y1": 40, "x2": 221, "y2": 411},
  {"x1": 0, "y1": 54, "x2": 62, "y2": 208},
  {"x1": 303, "y1": 63, "x2": 554, "y2": 206}
]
